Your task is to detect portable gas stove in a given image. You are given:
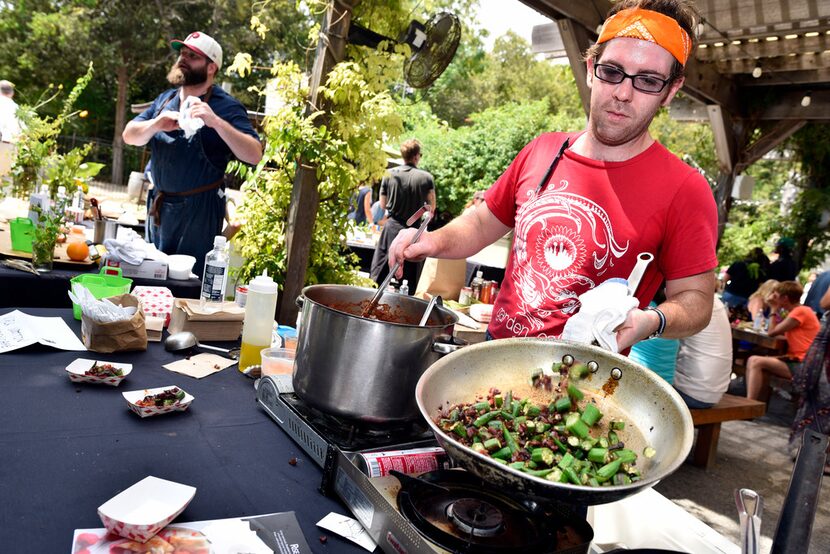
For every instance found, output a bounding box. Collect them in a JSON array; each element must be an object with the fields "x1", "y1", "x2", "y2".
[{"x1": 256, "y1": 375, "x2": 593, "y2": 554}]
